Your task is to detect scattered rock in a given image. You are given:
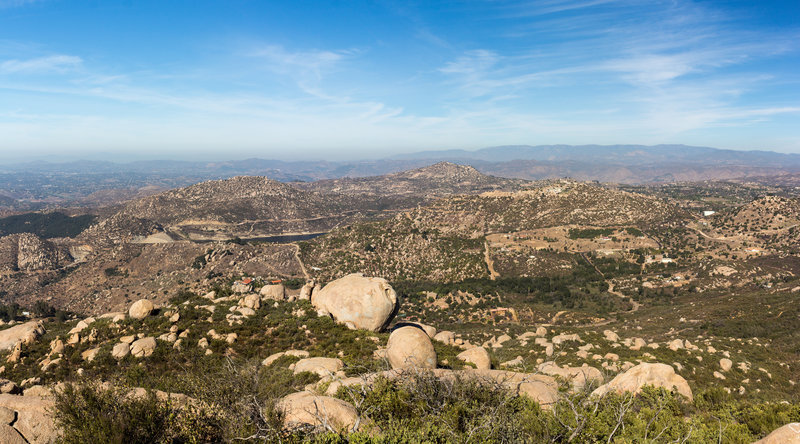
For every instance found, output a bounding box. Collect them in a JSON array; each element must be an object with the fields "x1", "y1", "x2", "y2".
[
  {"x1": 239, "y1": 294, "x2": 261, "y2": 310},
  {"x1": 48, "y1": 339, "x2": 64, "y2": 356},
  {"x1": 552, "y1": 333, "x2": 581, "y2": 345},
  {"x1": 231, "y1": 281, "x2": 252, "y2": 293},
  {"x1": 0, "y1": 380, "x2": 20, "y2": 395},
  {"x1": 603, "y1": 330, "x2": 619, "y2": 342},
  {"x1": 500, "y1": 356, "x2": 524, "y2": 368},
  {"x1": 112, "y1": 343, "x2": 130, "y2": 359},
  {"x1": 630, "y1": 338, "x2": 646, "y2": 351},
  {"x1": 720, "y1": 358, "x2": 733, "y2": 372},
  {"x1": 538, "y1": 362, "x2": 603, "y2": 391},
  {"x1": 667, "y1": 339, "x2": 684, "y2": 351},
  {"x1": 293, "y1": 357, "x2": 344, "y2": 377},
  {"x1": 81, "y1": 347, "x2": 100, "y2": 362},
  {"x1": 130, "y1": 337, "x2": 157, "y2": 358},
  {"x1": 433, "y1": 331, "x2": 455, "y2": 345},
  {"x1": 260, "y1": 284, "x2": 286, "y2": 301}
]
